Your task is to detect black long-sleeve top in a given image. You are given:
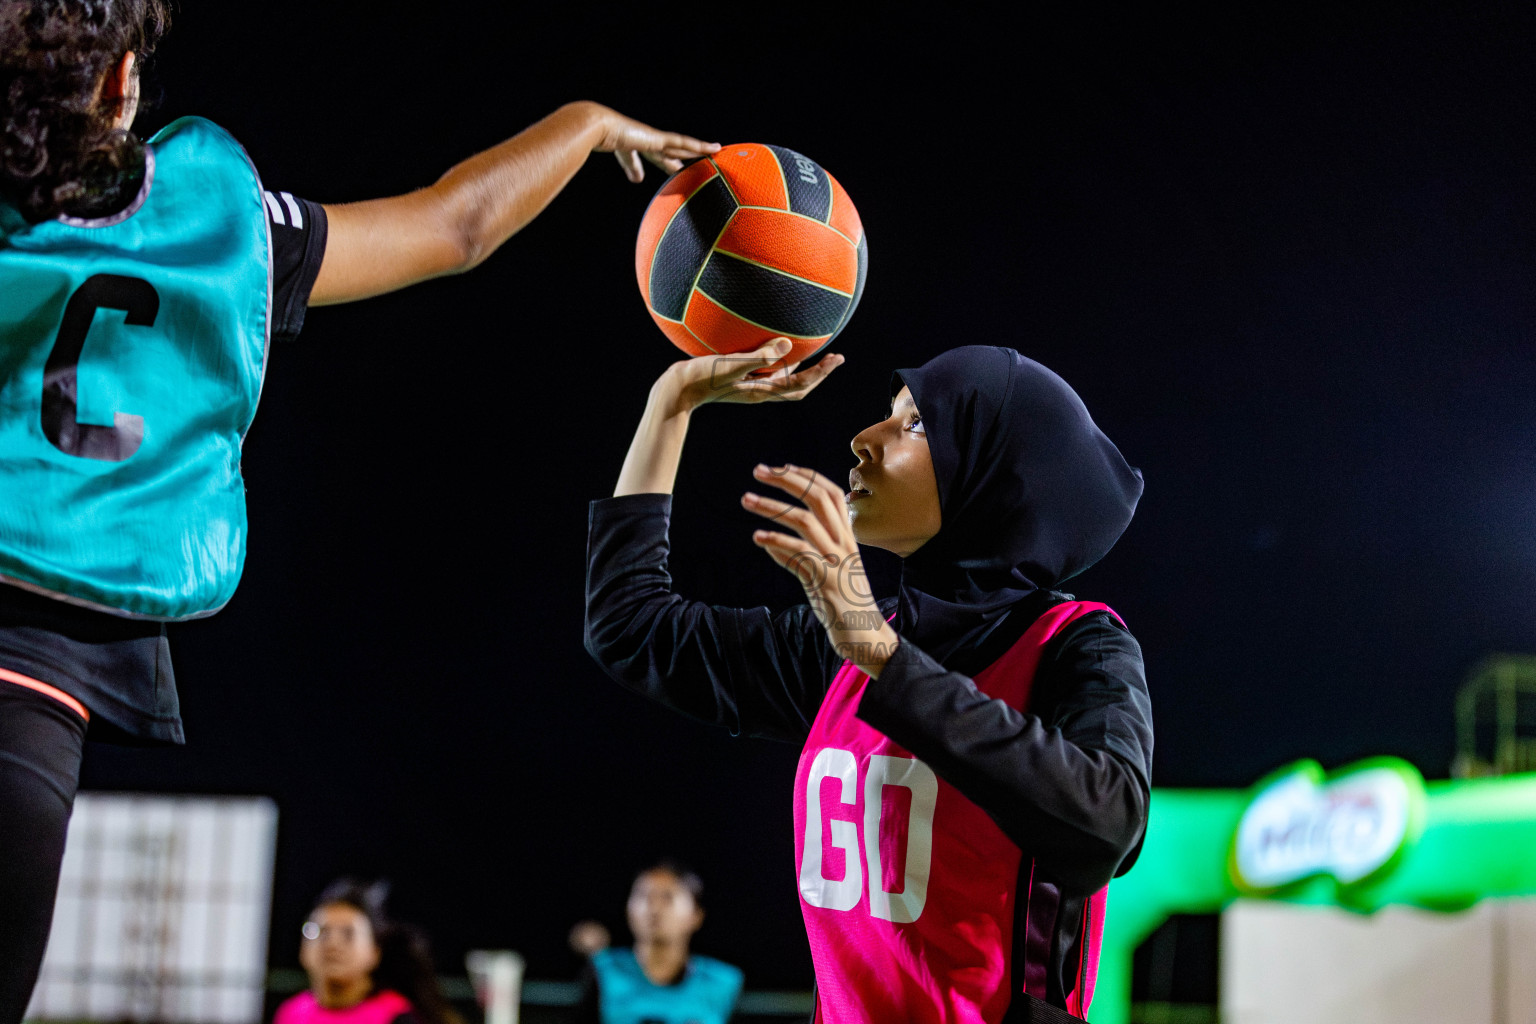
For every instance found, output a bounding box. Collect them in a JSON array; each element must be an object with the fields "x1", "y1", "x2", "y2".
[{"x1": 583, "y1": 493, "x2": 1153, "y2": 1012}]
